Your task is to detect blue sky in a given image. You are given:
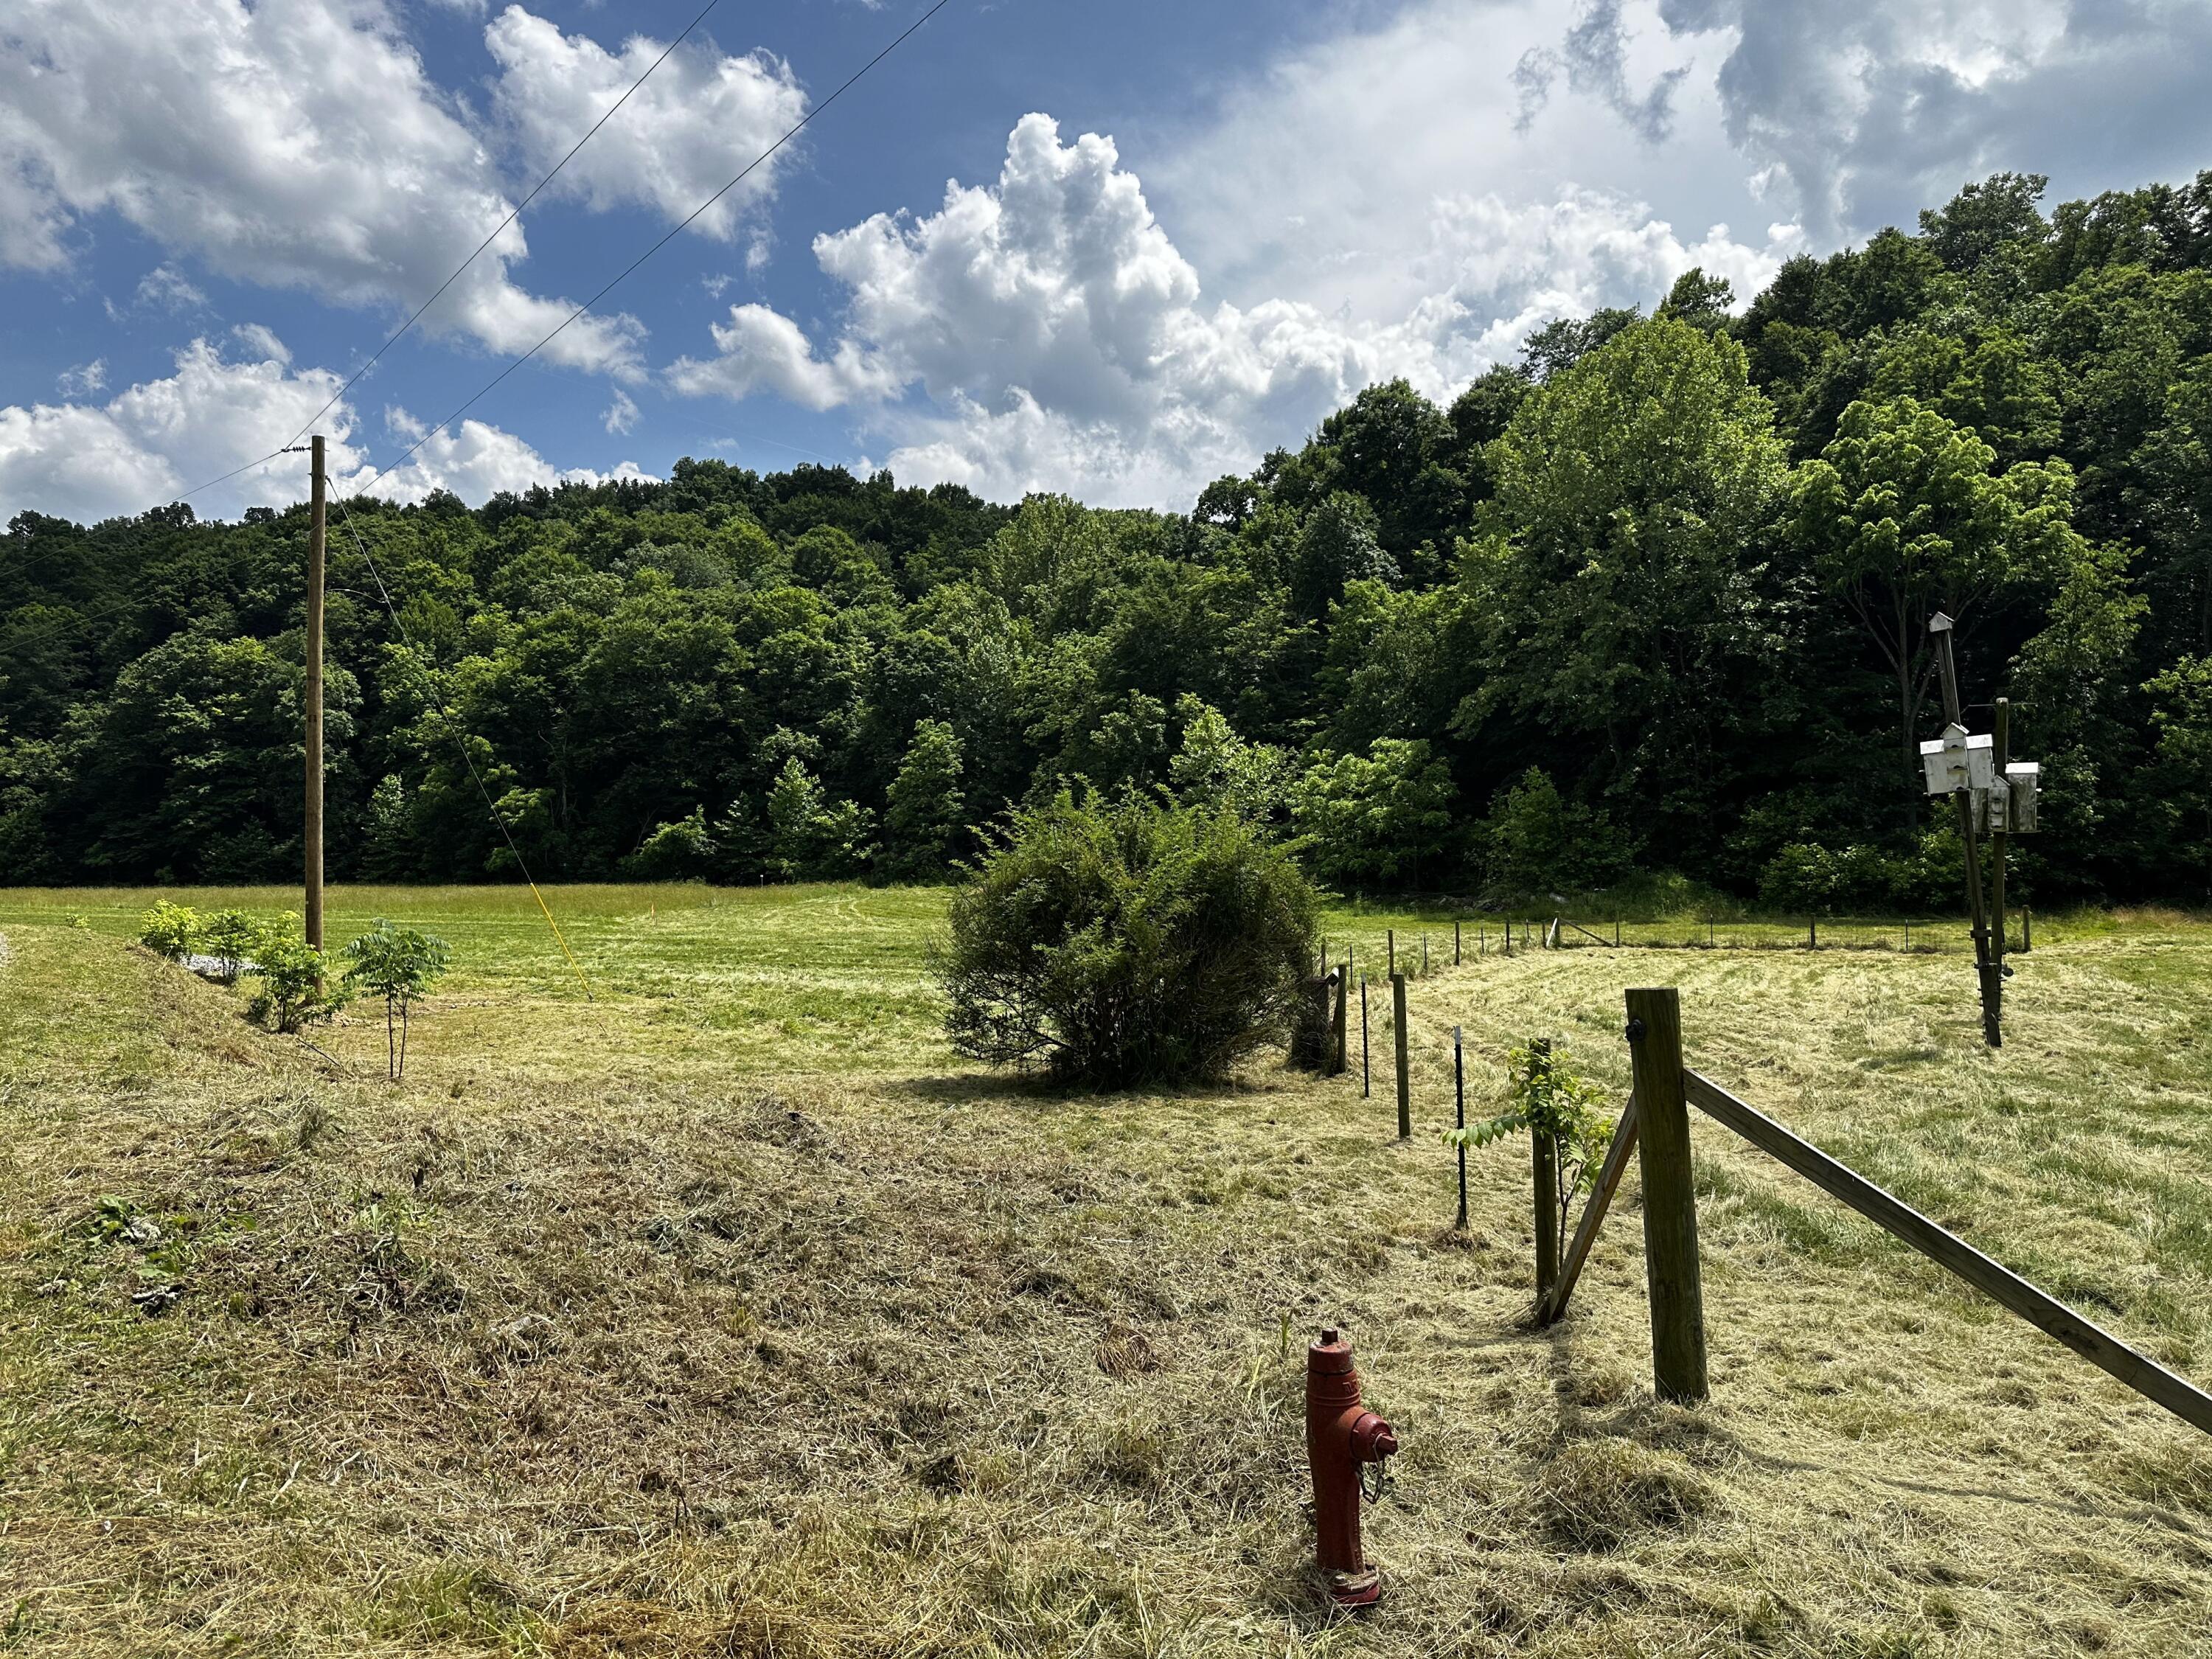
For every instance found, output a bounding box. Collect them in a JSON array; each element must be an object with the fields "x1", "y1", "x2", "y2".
[{"x1": 5, "y1": 0, "x2": 2212, "y2": 523}]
